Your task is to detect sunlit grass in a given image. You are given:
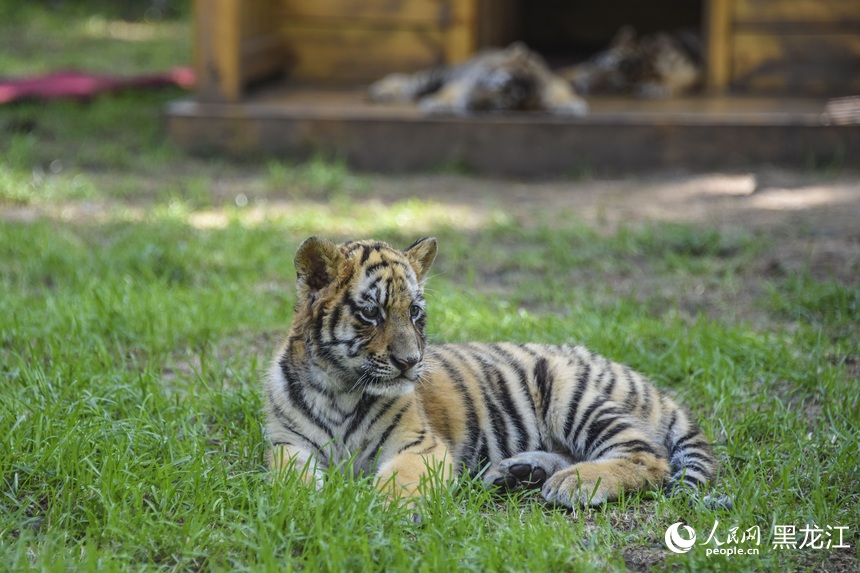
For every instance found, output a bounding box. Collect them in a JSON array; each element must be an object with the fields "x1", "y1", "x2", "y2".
[
  {"x1": 0, "y1": 163, "x2": 98, "y2": 205},
  {"x1": 0, "y1": 2, "x2": 189, "y2": 76}
]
